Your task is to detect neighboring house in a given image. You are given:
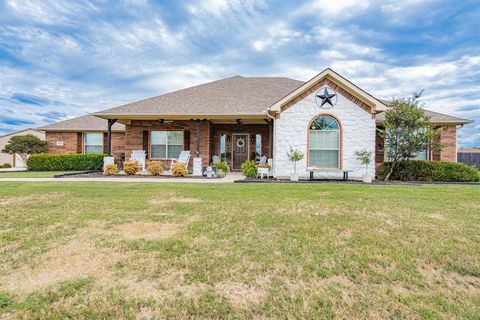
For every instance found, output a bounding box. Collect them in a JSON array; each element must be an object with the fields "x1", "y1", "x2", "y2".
[
  {"x1": 38, "y1": 68, "x2": 473, "y2": 180},
  {"x1": 0, "y1": 128, "x2": 45, "y2": 167},
  {"x1": 457, "y1": 148, "x2": 480, "y2": 169}
]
